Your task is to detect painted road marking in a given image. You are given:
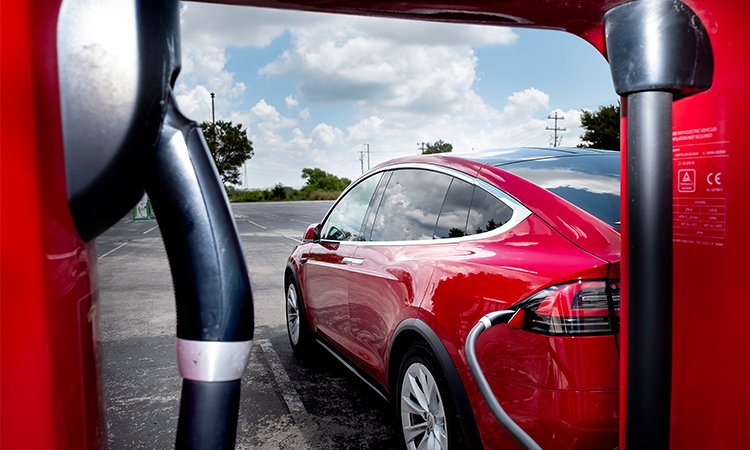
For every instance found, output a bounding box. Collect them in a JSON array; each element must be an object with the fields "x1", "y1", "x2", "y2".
[
  {"x1": 99, "y1": 242, "x2": 128, "y2": 259},
  {"x1": 258, "y1": 339, "x2": 306, "y2": 414},
  {"x1": 142, "y1": 225, "x2": 159, "y2": 235},
  {"x1": 245, "y1": 217, "x2": 300, "y2": 243}
]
